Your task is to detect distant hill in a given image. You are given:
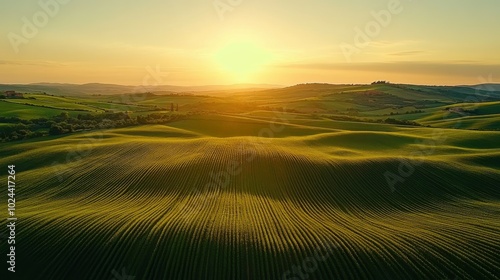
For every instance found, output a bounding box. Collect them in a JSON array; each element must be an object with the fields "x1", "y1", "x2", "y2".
[
  {"x1": 467, "y1": 83, "x2": 500, "y2": 91},
  {"x1": 235, "y1": 83, "x2": 500, "y2": 103},
  {"x1": 2, "y1": 82, "x2": 500, "y2": 101},
  {"x1": 0, "y1": 83, "x2": 281, "y2": 96}
]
